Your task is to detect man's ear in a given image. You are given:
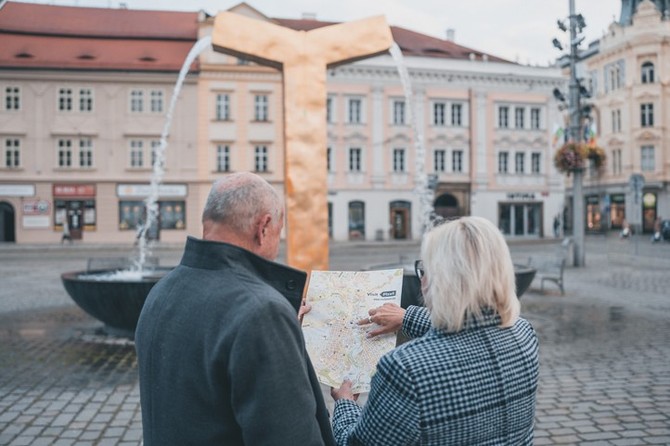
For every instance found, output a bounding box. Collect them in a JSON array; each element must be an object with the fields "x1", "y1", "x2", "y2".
[{"x1": 255, "y1": 214, "x2": 272, "y2": 245}]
